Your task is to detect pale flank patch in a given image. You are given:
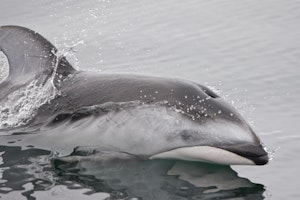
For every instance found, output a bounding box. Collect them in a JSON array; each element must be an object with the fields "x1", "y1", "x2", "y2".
[{"x1": 150, "y1": 146, "x2": 255, "y2": 165}]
